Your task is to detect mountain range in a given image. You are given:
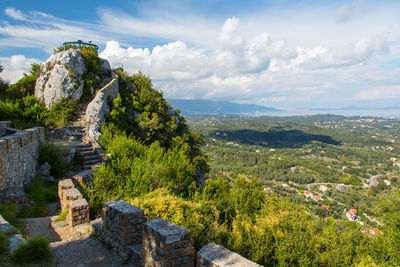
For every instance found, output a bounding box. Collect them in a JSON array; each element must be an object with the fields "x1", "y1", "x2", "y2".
[{"x1": 167, "y1": 99, "x2": 281, "y2": 115}]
